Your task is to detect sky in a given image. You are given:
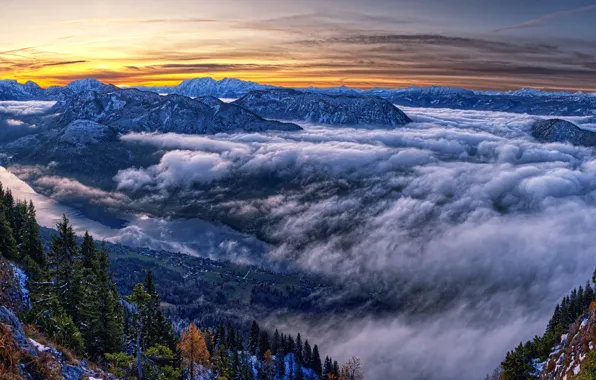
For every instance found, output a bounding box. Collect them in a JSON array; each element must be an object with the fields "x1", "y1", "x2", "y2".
[{"x1": 1, "y1": 0, "x2": 596, "y2": 90}]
